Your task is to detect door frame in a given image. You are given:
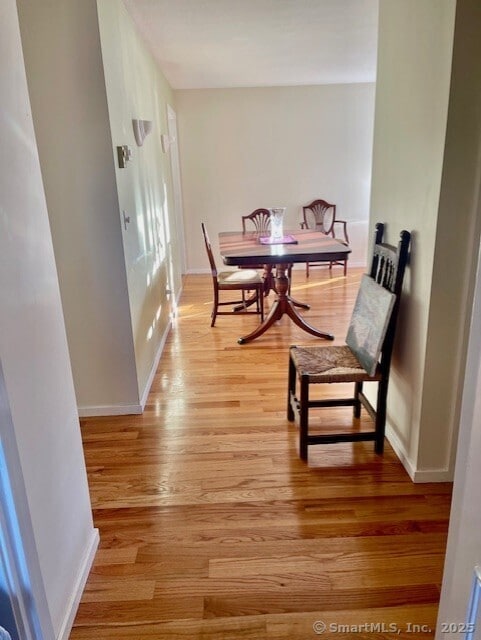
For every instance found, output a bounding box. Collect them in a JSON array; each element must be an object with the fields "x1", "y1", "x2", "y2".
[
  {"x1": 0, "y1": 361, "x2": 53, "y2": 640},
  {"x1": 167, "y1": 104, "x2": 187, "y2": 276}
]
